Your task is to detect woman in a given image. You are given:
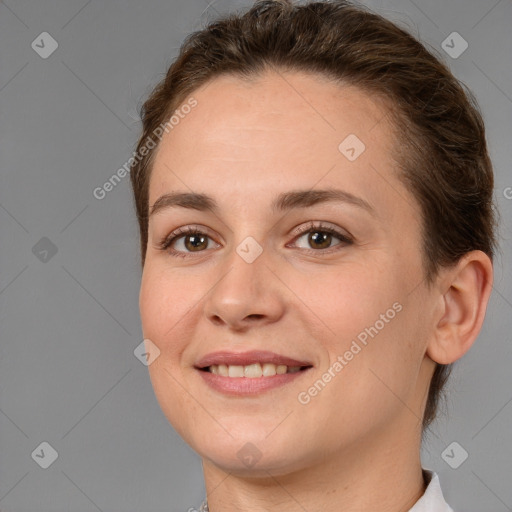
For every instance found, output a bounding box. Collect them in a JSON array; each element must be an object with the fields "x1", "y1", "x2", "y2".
[{"x1": 130, "y1": 1, "x2": 496, "y2": 510}]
